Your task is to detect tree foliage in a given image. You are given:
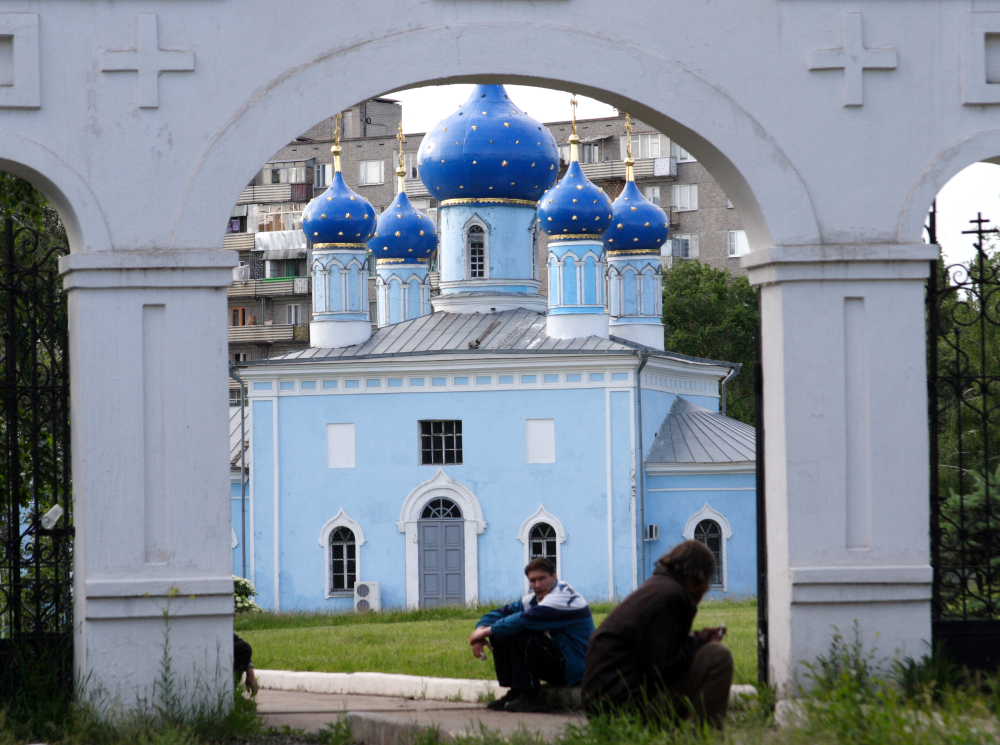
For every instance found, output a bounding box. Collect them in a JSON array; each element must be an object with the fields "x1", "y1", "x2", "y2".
[{"x1": 661, "y1": 260, "x2": 759, "y2": 423}]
